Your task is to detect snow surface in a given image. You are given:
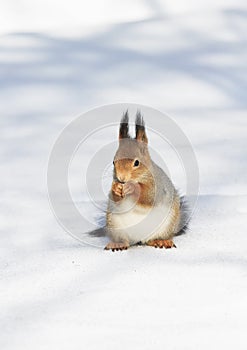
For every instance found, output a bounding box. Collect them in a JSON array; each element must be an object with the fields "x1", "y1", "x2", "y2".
[{"x1": 1, "y1": 1, "x2": 247, "y2": 349}]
